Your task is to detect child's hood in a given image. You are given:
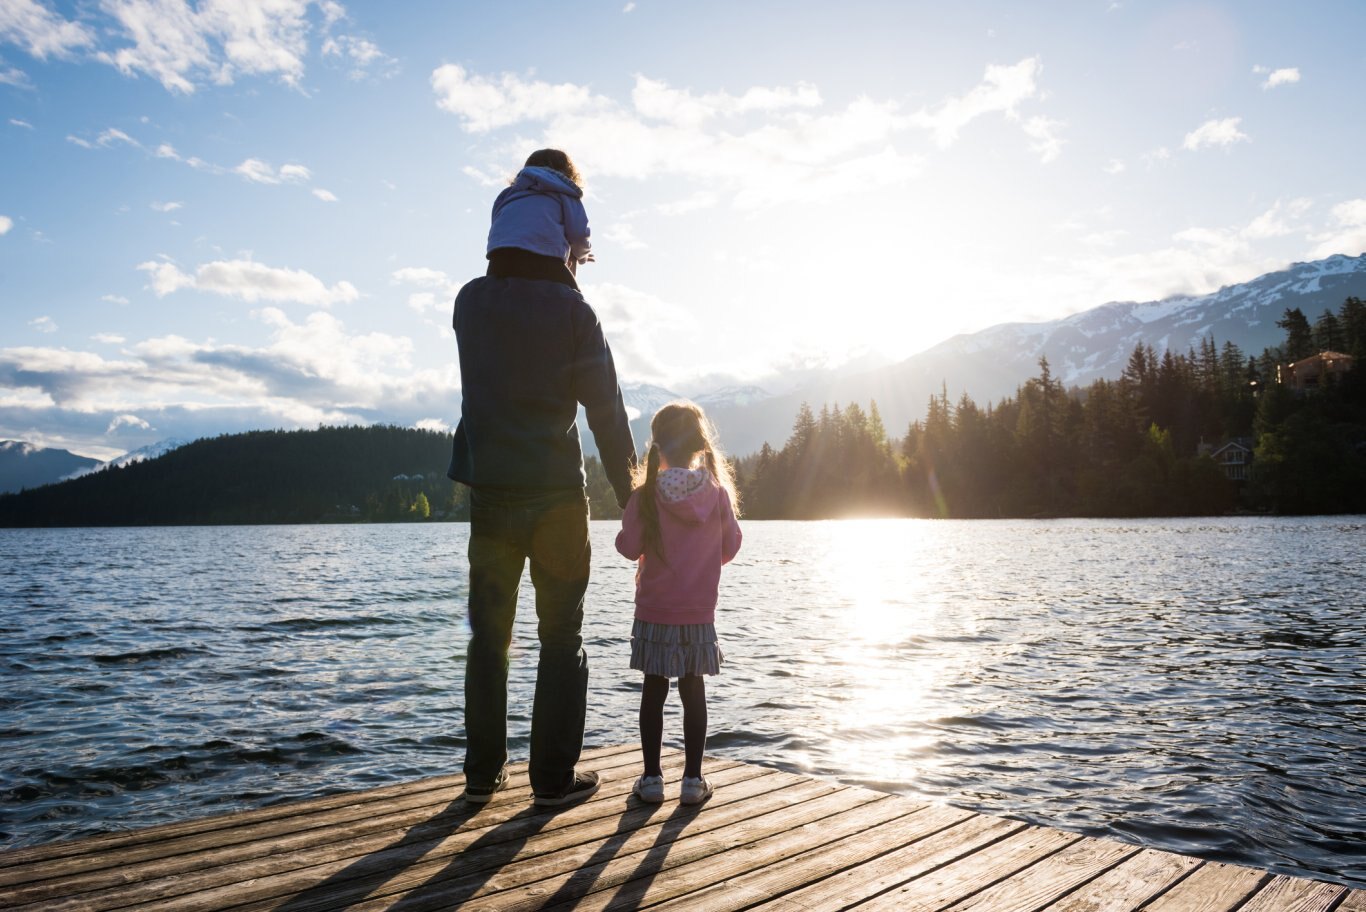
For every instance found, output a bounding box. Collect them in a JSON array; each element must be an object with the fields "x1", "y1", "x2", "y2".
[
  {"x1": 512, "y1": 166, "x2": 583, "y2": 198},
  {"x1": 657, "y1": 476, "x2": 723, "y2": 526}
]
